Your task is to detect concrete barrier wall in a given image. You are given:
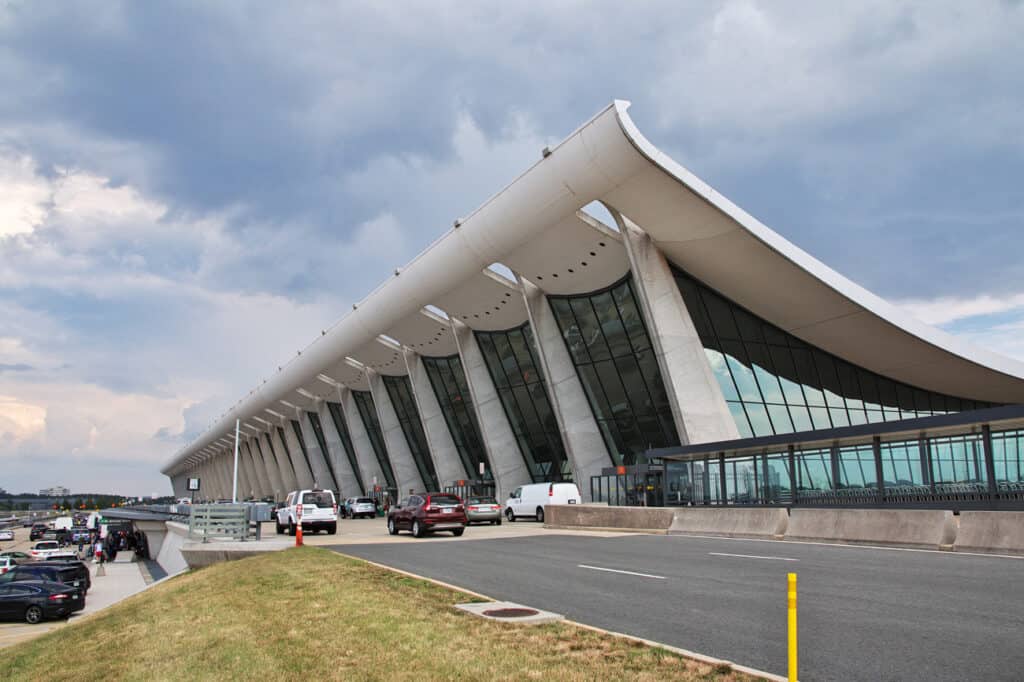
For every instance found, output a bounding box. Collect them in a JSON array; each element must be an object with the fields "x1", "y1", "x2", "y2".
[
  {"x1": 786, "y1": 509, "x2": 957, "y2": 549},
  {"x1": 669, "y1": 508, "x2": 789, "y2": 539},
  {"x1": 954, "y1": 511, "x2": 1024, "y2": 555},
  {"x1": 546, "y1": 504, "x2": 674, "y2": 531},
  {"x1": 155, "y1": 522, "x2": 190, "y2": 576}
]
